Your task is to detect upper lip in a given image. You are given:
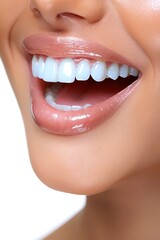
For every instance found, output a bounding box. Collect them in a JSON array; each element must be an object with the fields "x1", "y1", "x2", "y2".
[{"x1": 23, "y1": 33, "x2": 139, "y2": 69}]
